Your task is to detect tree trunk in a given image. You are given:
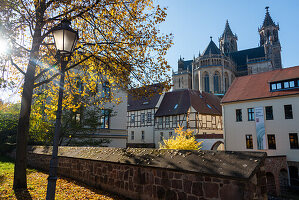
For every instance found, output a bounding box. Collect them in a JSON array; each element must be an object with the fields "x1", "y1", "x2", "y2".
[{"x1": 13, "y1": 19, "x2": 43, "y2": 190}]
